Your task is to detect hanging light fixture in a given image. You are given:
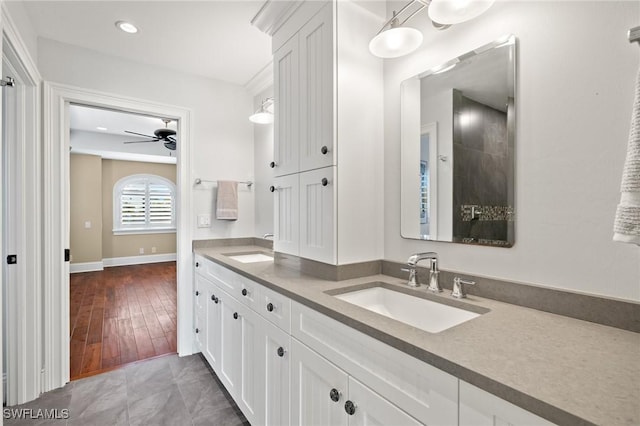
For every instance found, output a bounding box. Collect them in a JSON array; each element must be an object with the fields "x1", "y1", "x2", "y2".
[
  {"x1": 249, "y1": 98, "x2": 274, "y2": 124},
  {"x1": 369, "y1": 0, "x2": 494, "y2": 59},
  {"x1": 428, "y1": 0, "x2": 495, "y2": 25}
]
